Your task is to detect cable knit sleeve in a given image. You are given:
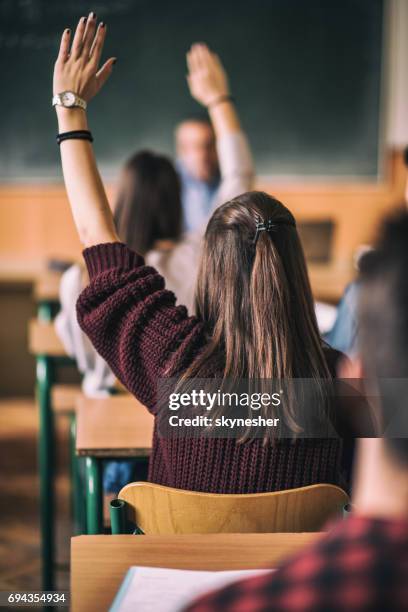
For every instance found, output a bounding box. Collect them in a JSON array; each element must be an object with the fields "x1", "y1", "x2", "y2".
[{"x1": 76, "y1": 242, "x2": 206, "y2": 413}]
